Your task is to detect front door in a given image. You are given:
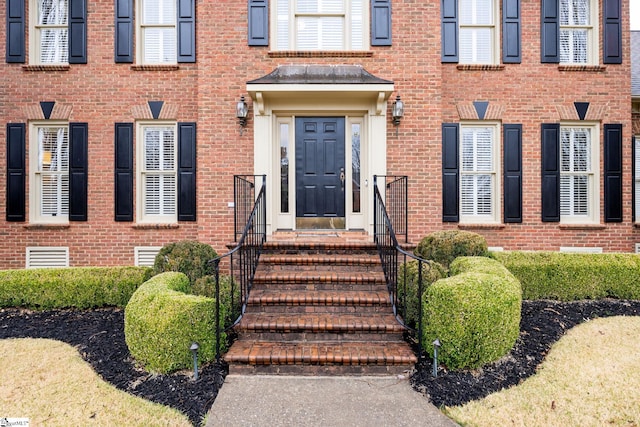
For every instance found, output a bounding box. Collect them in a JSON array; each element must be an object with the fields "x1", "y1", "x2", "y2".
[{"x1": 295, "y1": 117, "x2": 345, "y2": 229}]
